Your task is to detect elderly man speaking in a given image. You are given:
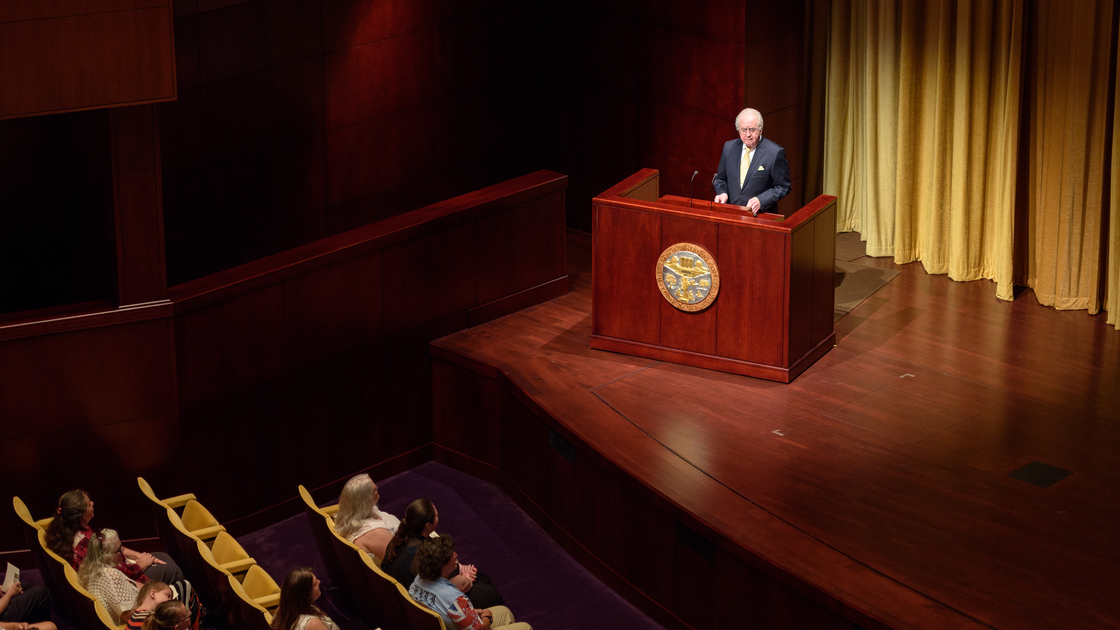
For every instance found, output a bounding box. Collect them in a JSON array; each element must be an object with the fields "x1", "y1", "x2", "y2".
[{"x1": 712, "y1": 107, "x2": 791, "y2": 216}]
